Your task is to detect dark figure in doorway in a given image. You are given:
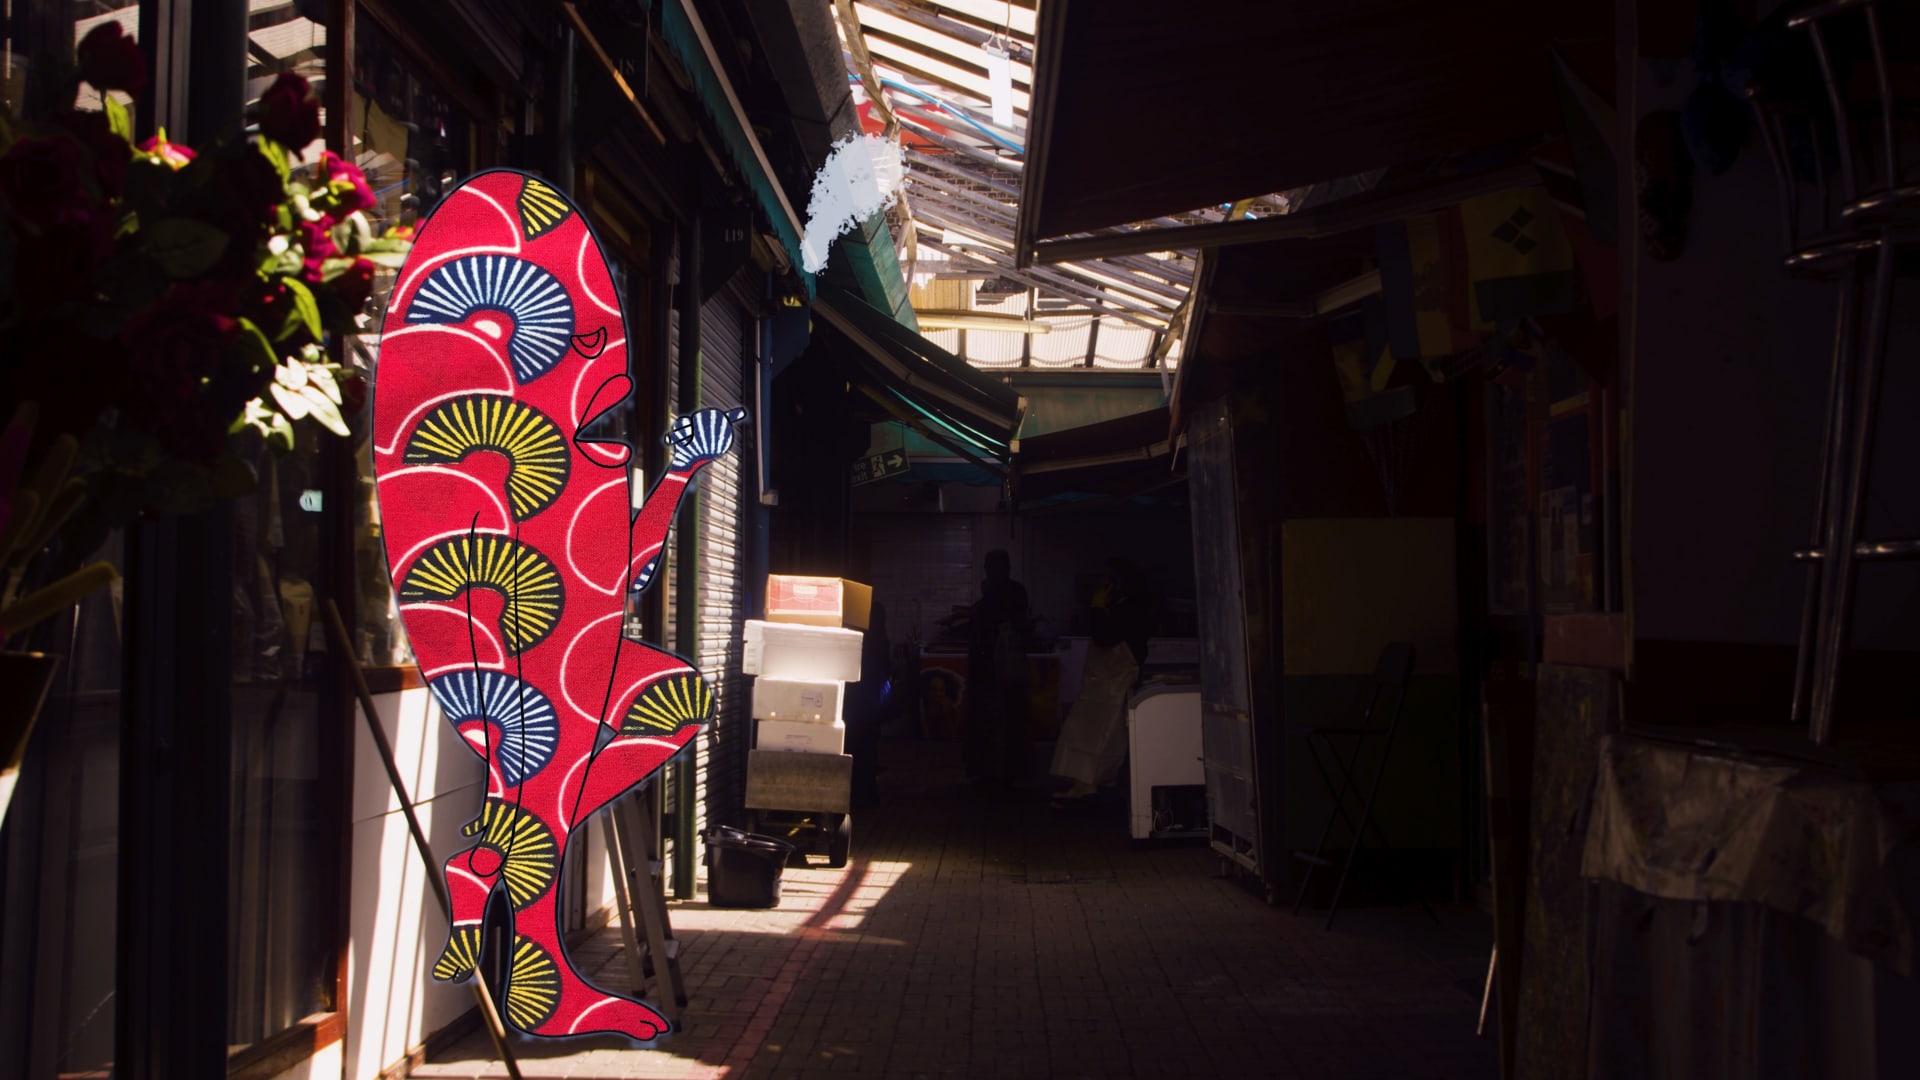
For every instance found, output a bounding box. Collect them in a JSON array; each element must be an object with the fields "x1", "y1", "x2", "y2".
[
  {"x1": 847, "y1": 600, "x2": 891, "y2": 811},
  {"x1": 966, "y1": 549, "x2": 1031, "y2": 786},
  {"x1": 1051, "y1": 559, "x2": 1152, "y2": 803}
]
